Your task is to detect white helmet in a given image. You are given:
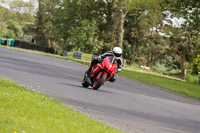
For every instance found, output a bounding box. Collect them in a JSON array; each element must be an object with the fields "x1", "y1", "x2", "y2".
[{"x1": 113, "y1": 47, "x2": 122, "y2": 59}]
